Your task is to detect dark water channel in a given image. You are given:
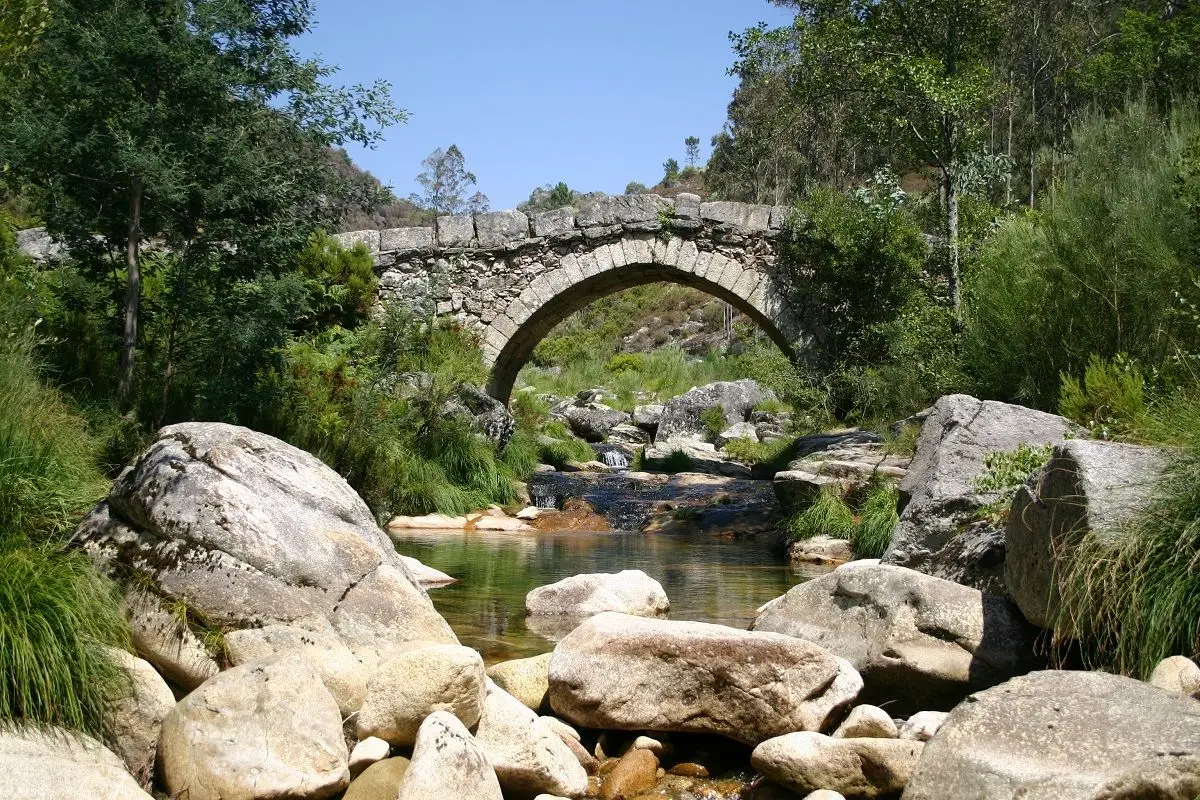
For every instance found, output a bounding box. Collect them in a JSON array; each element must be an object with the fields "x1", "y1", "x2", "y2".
[{"x1": 392, "y1": 528, "x2": 831, "y2": 663}]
